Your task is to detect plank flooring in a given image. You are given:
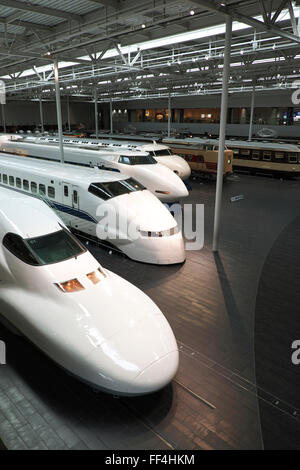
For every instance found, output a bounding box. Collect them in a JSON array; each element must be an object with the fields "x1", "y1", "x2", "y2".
[{"x1": 0, "y1": 174, "x2": 300, "y2": 450}]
